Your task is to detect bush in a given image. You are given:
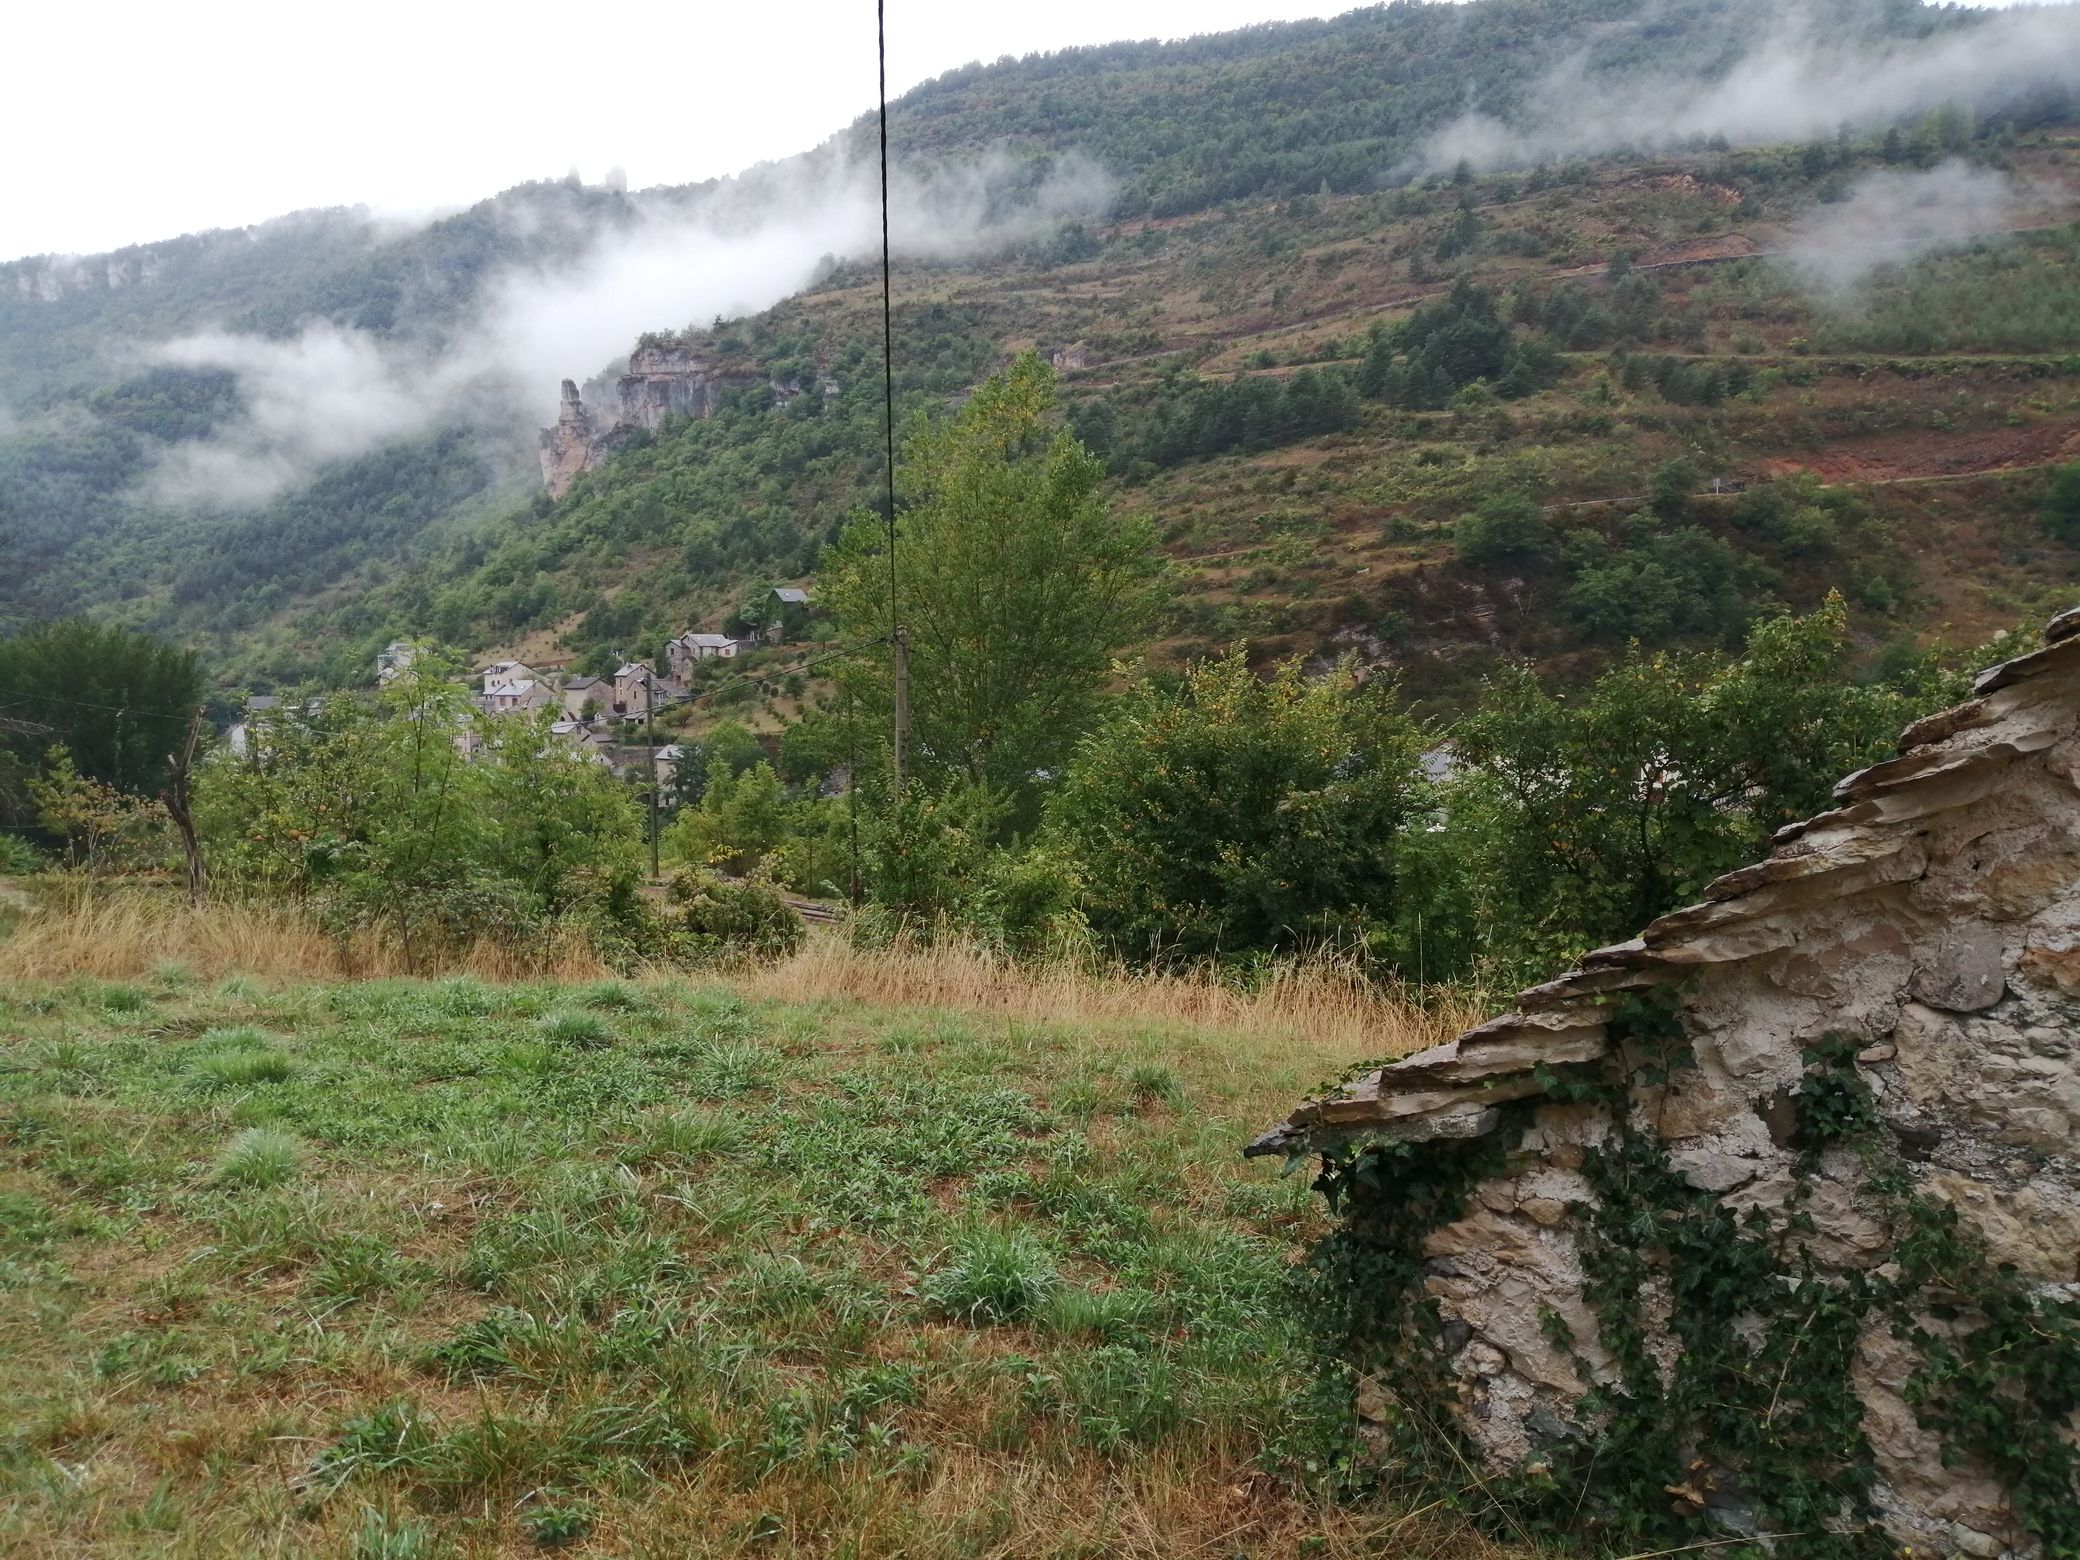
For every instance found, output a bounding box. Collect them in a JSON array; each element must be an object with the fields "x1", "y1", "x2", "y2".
[
  {"x1": 1429, "y1": 598, "x2": 1947, "y2": 977},
  {"x1": 1049, "y1": 650, "x2": 1428, "y2": 965},
  {"x1": 1563, "y1": 525, "x2": 1775, "y2": 647},
  {"x1": 196, "y1": 657, "x2": 645, "y2": 963},
  {"x1": 1454, "y1": 493, "x2": 1554, "y2": 570},
  {"x1": 856, "y1": 784, "x2": 1005, "y2": 935},
  {"x1": 2042, "y1": 461, "x2": 2080, "y2": 545},
  {"x1": 663, "y1": 872, "x2": 806, "y2": 962},
  {"x1": 663, "y1": 762, "x2": 789, "y2": 876},
  {"x1": 0, "y1": 834, "x2": 46, "y2": 874}
]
